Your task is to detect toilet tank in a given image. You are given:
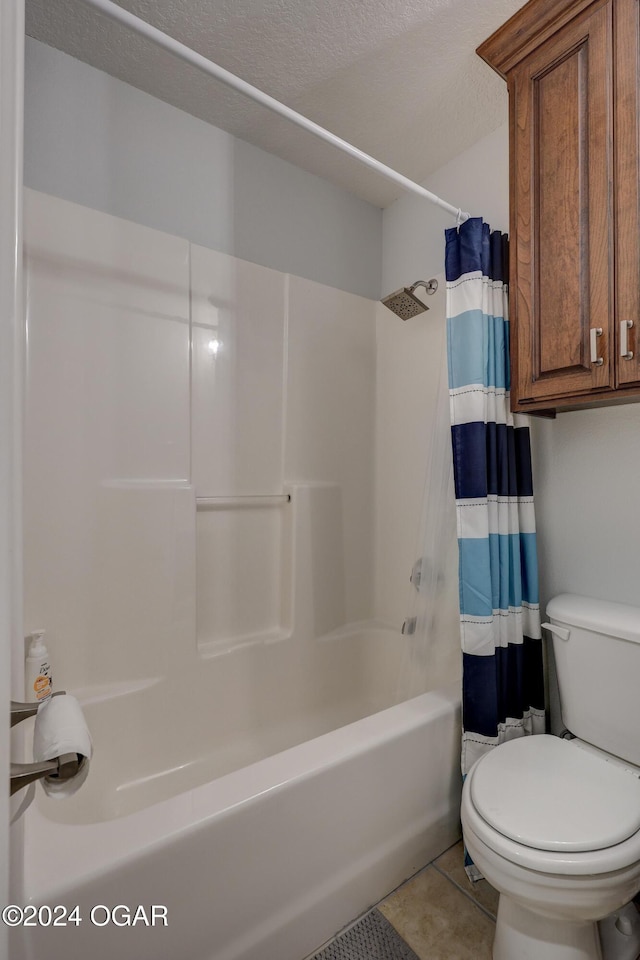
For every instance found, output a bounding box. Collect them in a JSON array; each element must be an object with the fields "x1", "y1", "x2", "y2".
[{"x1": 546, "y1": 594, "x2": 640, "y2": 767}]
